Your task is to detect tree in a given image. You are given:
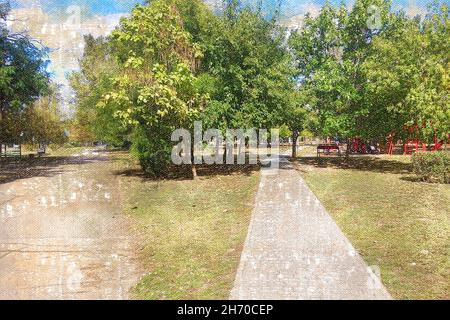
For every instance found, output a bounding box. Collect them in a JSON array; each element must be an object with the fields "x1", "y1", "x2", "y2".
[
  {"x1": 72, "y1": 0, "x2": 301, "y2": 172},
  {"x1": 199, "y1": 6, "x2": 295, "y2": 134},
  {"x1": 288, "y1": 0, "x2": 392, "y2": 141},
  {"x1": 1, "y1": 0, "x2": 50, "y2": 146},
  {"x1": 69, "y1": 35, "x2": 128, "y2": 147},
  {"x1": 289, "y1": 0, "x2": 448, "y2": 147},
  {"x1": 0, "y1": 85, "x2": 66, "y2": 147},
  {"x1": 24, "y1": 92, "x2": 67, "y2": 146},
  {"x1": 99, "y1": 0, "x2": 205, "y2": 176},
  {"x1": 362, "y1": 3, "x2": 450, "y2": 142},
  {"x1": 283, "y1": 89, "x2": 313, "y2": 158}
]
